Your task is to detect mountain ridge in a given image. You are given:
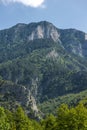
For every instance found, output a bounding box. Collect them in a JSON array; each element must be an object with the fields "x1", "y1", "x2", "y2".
[{"x1": 0, "y1": 21, "x2": 87, "y2": 58}]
